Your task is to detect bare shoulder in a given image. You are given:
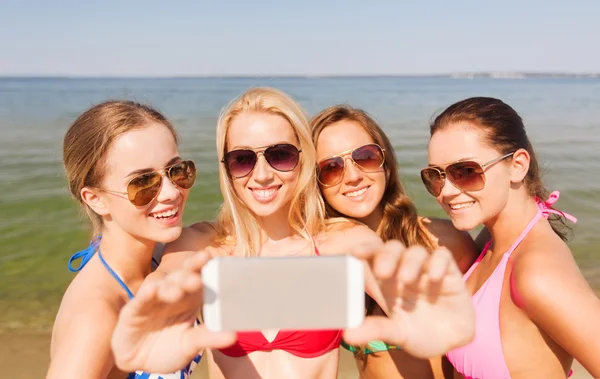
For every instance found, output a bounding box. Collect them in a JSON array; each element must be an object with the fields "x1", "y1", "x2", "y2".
[
  {"x1": 159, "y1": 221, "x2": 219, "y2": 272},
  {"x1": 49, "y1": 277, "x2": 121, "y2": 377},
  {"x1": 420, "y1": 217, "x2": 479, "y2": 273},
  {"x1": 511, "y1": 231, "x2": 587, "y2": 311},
  {"x1": 510, "y1": 229, "x2": 600, "y2": 373},
  {"x1": 317, "y1": 219, "x2": 381, "y2": 255}
]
